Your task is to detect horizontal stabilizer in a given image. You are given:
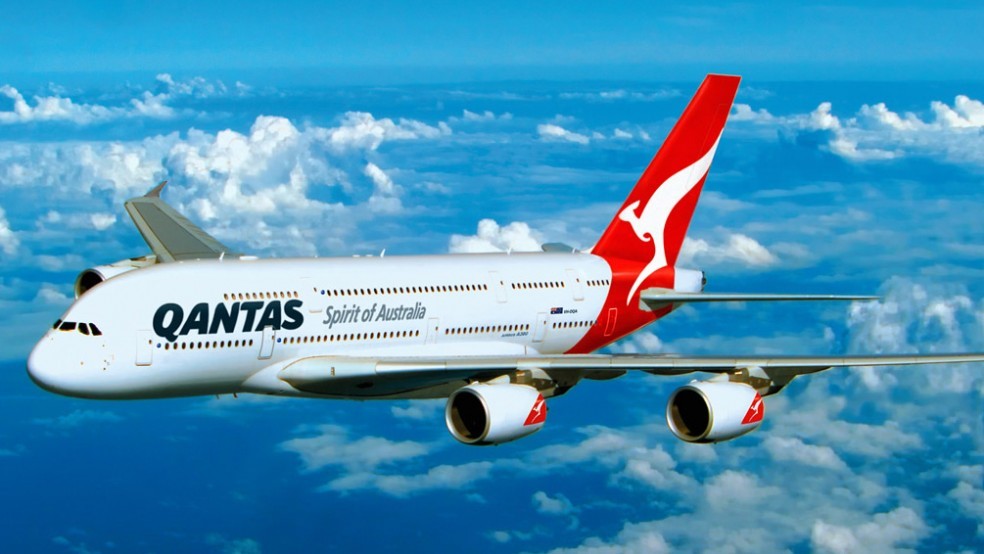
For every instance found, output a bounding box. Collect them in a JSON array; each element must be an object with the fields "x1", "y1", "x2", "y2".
[{"x1": 641, "y1": 289, "x2": 877, "y2": 309}]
